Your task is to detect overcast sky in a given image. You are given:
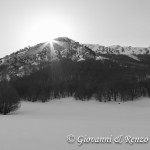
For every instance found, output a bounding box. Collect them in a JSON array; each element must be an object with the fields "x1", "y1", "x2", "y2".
[{"x1": 0, "y1": 0, "x2": 150, "y2": 57}]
